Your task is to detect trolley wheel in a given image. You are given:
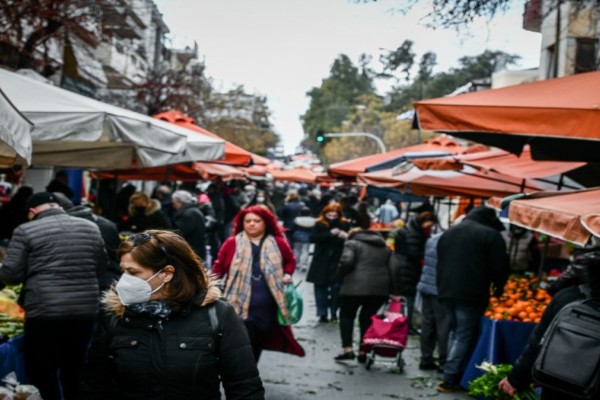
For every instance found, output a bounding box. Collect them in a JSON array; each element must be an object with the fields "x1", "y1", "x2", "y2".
[
  {"x1": 365, "y1": 350, "x2": 375, "y2": 370},
  {"x1": 395, "y1": 353, "x2": 404, "y2": 372}
]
